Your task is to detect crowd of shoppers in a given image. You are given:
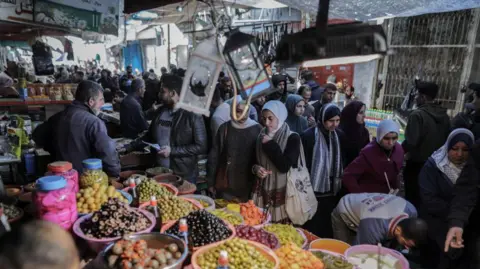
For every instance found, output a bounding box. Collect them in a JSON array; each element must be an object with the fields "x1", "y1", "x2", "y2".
[{"x1": 26, "y1": 62, "x2": 480, "y2": 269}]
